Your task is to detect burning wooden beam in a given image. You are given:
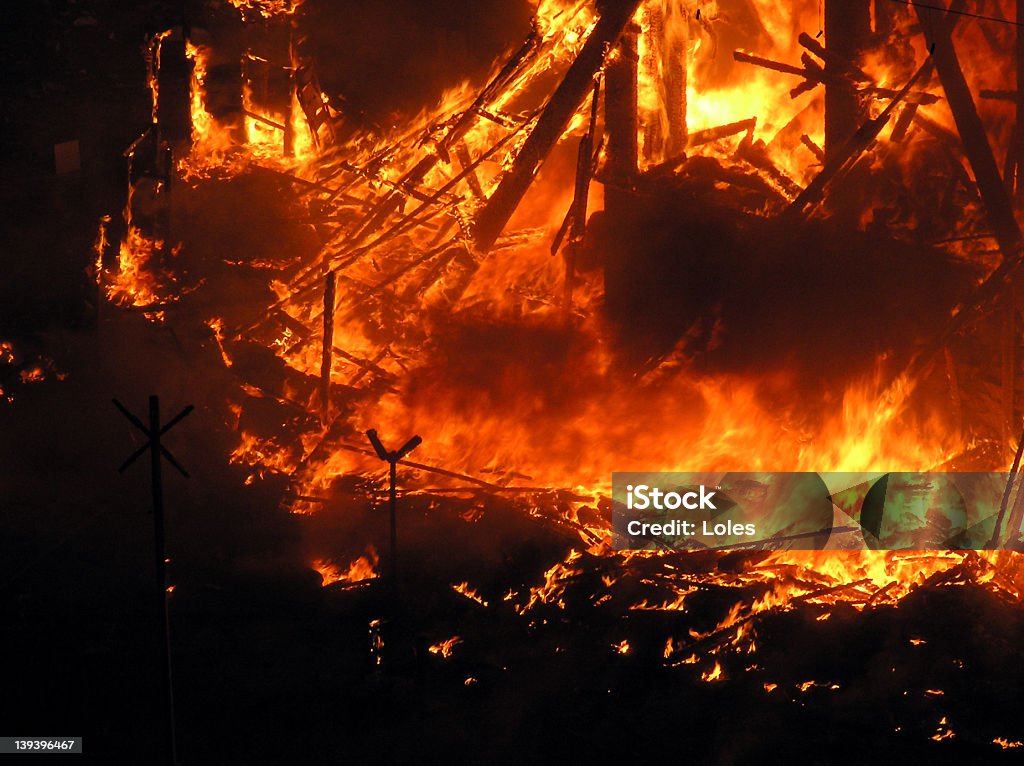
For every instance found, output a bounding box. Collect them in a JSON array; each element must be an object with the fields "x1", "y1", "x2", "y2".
[
  {"x1": 798, "y1": 31, "x2": 871, "y2": 84},
  {"x1": 349, "y1": 28, "x2": 542, "y2": 246},
  {"x1": 786, "y1": 58, "x2": 932, "y2": 217},
  {"x1": 913, "y1": 0, "x2": 1021, "y2": 261},
  {"x1": 472, "y1": 0, "x2": 645, "y2": 253},
  {"x1": 800, "y1": 133, "x2": 825, "y2": 162},
  {"x1": 320, "y1": 271, "x2": 335, "y2": 422},
  {"x1": 824, "y1": 0, "x2": 871, "y2": 164},
  {"x1": 663, "y1": 3, "x2": 688, "y2": 159},
  {"x1": 604, "y1": 21, "x2": 639, "y2": 192},
  {"x1": 687, "y1": 118, "x2": 756, "y2": 149}
]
